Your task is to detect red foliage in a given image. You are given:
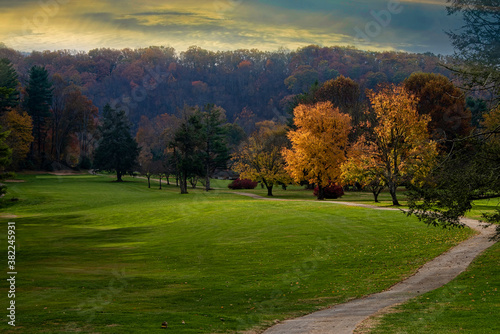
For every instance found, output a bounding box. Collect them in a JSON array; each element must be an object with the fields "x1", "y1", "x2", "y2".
[
  {"x1": 228, "y1": 178, "x2": 258, "y2": 189},
  {"x1": 313, "y1": 182, "x2": 344, "y2": 199}
]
